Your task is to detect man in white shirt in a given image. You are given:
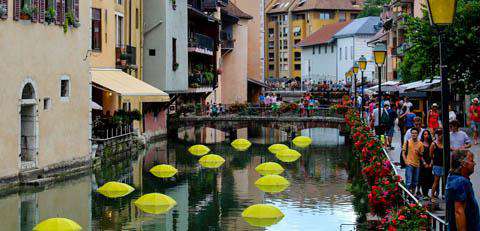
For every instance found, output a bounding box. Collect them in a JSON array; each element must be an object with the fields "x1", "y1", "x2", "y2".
[
  {"x1": 450, "y1": 120, "x2": 472, "y2": 151},
  {"x1": 404, "y1": 97, "x2": 413, "y2": 113},
  {"x1": 404, "y1": 116, "x2": 425, "y2": 142}
]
